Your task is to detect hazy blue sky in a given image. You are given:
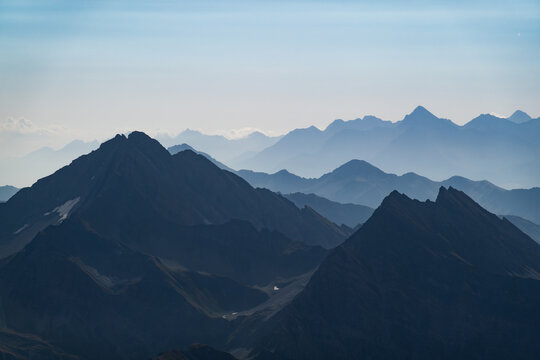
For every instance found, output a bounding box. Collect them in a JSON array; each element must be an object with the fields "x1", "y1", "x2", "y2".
[{"x1": 1, "y1": 0, "x2": 539, "y2": 149}]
